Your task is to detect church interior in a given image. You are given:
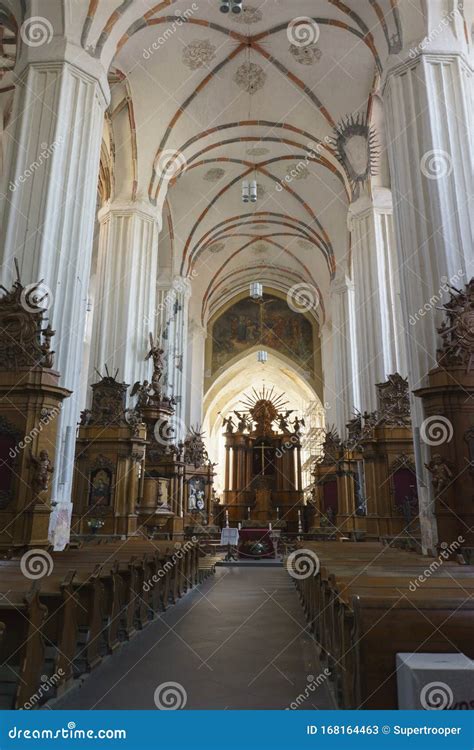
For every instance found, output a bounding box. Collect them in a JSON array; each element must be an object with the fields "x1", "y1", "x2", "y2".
[{"x1": 0, "y1": 0, "x2": 473, "y2": 713}]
